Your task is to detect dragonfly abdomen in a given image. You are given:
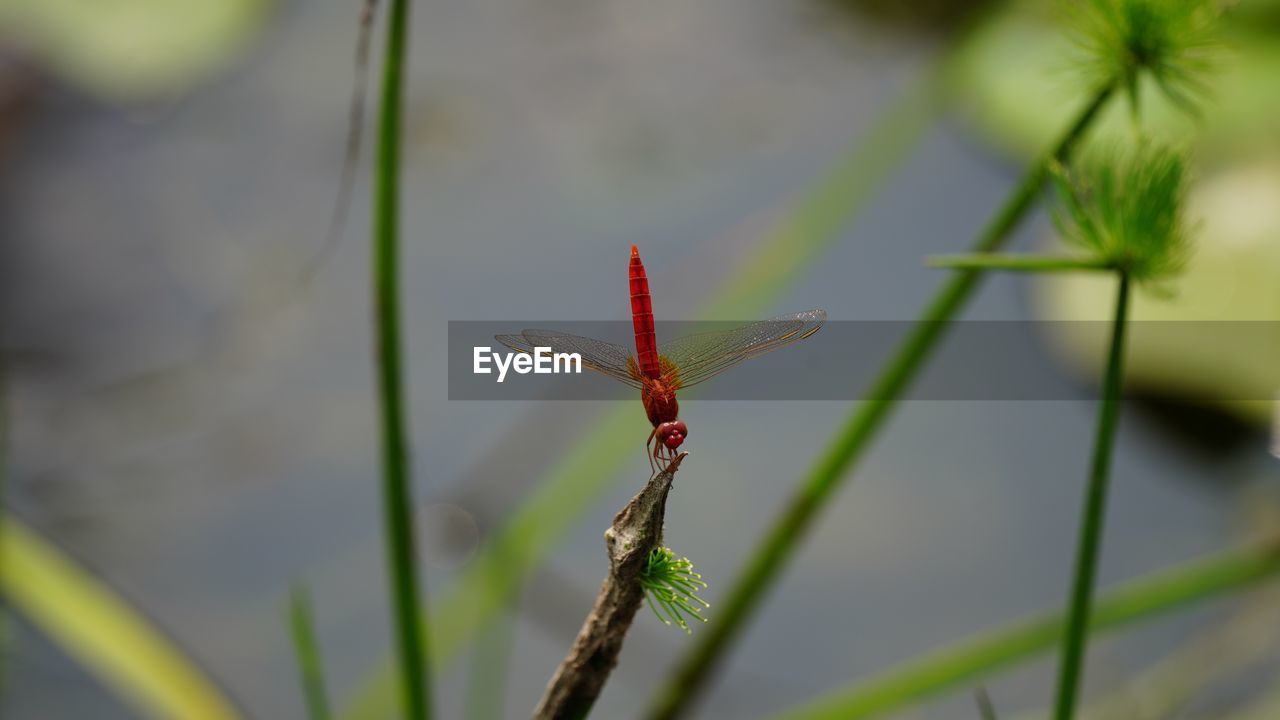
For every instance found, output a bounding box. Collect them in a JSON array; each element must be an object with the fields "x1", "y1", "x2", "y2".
[{"x1": 629, "y1": 245, "x2": 660, "y2": 379}]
